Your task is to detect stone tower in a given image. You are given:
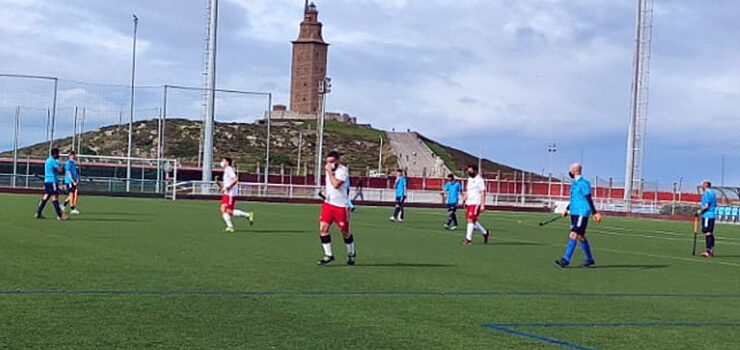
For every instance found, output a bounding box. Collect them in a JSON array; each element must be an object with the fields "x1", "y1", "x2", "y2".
[{"x1": 289, "y1": 2, "x2": 328, "y2": 114}]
